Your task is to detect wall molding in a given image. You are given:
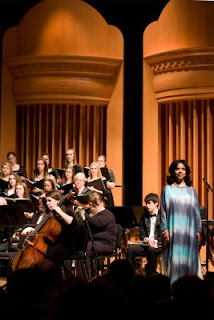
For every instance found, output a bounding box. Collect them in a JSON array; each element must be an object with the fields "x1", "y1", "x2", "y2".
[
  {"x1": 5, "y1": 55, "x2": 122, "y2": 103},
  {"x1": 145, "y1": 47, "x2": 214, "y2": 75}
]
